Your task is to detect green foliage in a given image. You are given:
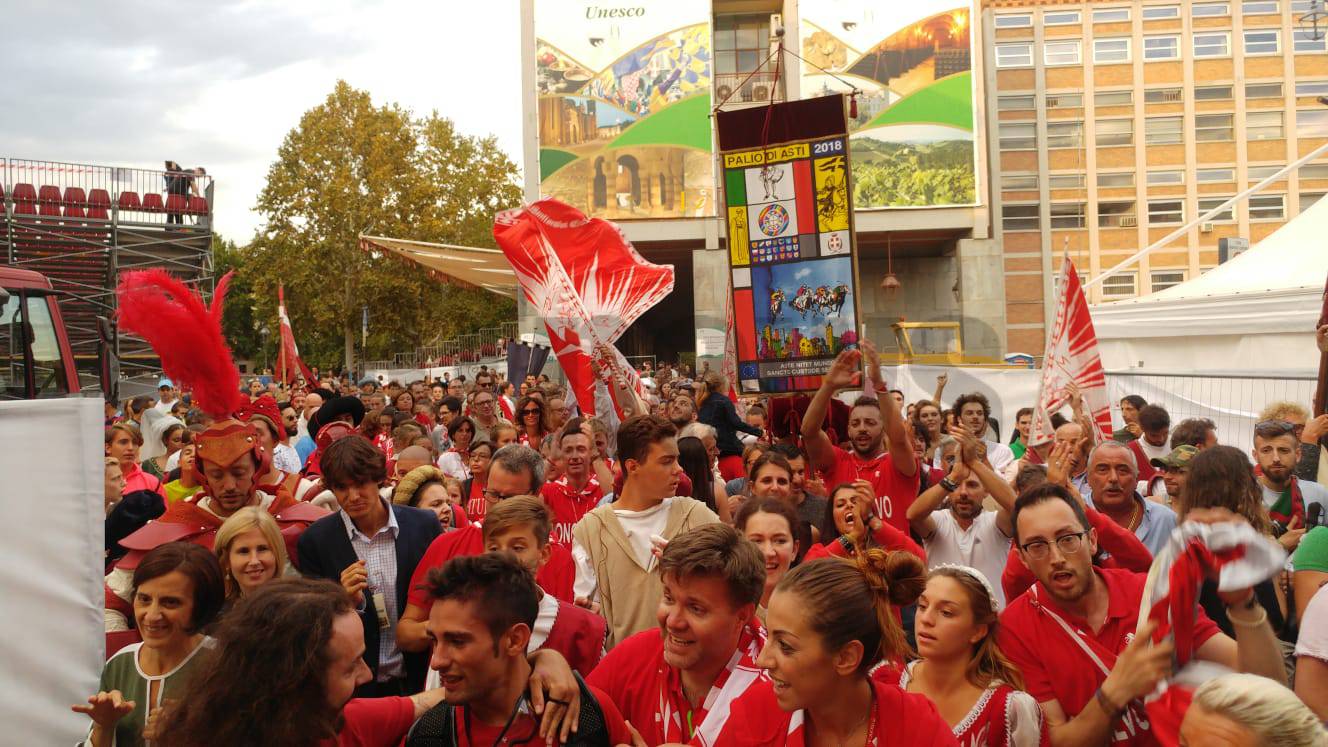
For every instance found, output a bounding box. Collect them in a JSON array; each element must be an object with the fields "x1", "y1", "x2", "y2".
[
  {"x1": 851, "y1": 139, "x2": 976, "y2": 208},
  {"x1": 211, "y1": 234, "x2": 261, "y2": 360},
  {"x1": 243, "y1": 80, "x2": 520, "y2": 368}
]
